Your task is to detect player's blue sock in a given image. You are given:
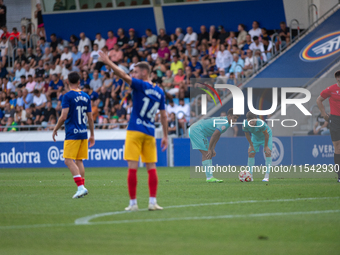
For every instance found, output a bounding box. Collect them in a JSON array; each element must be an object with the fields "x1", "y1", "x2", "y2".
[
  {"x1": 265, "y1": 157, "x2": 272, "y2": 179},
  {"x1": 202, "y1": 159, "x2": 213, "y2": 180},
  {"x1": 248, "y1": 157, "x2": 255, "y2": 176}
]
